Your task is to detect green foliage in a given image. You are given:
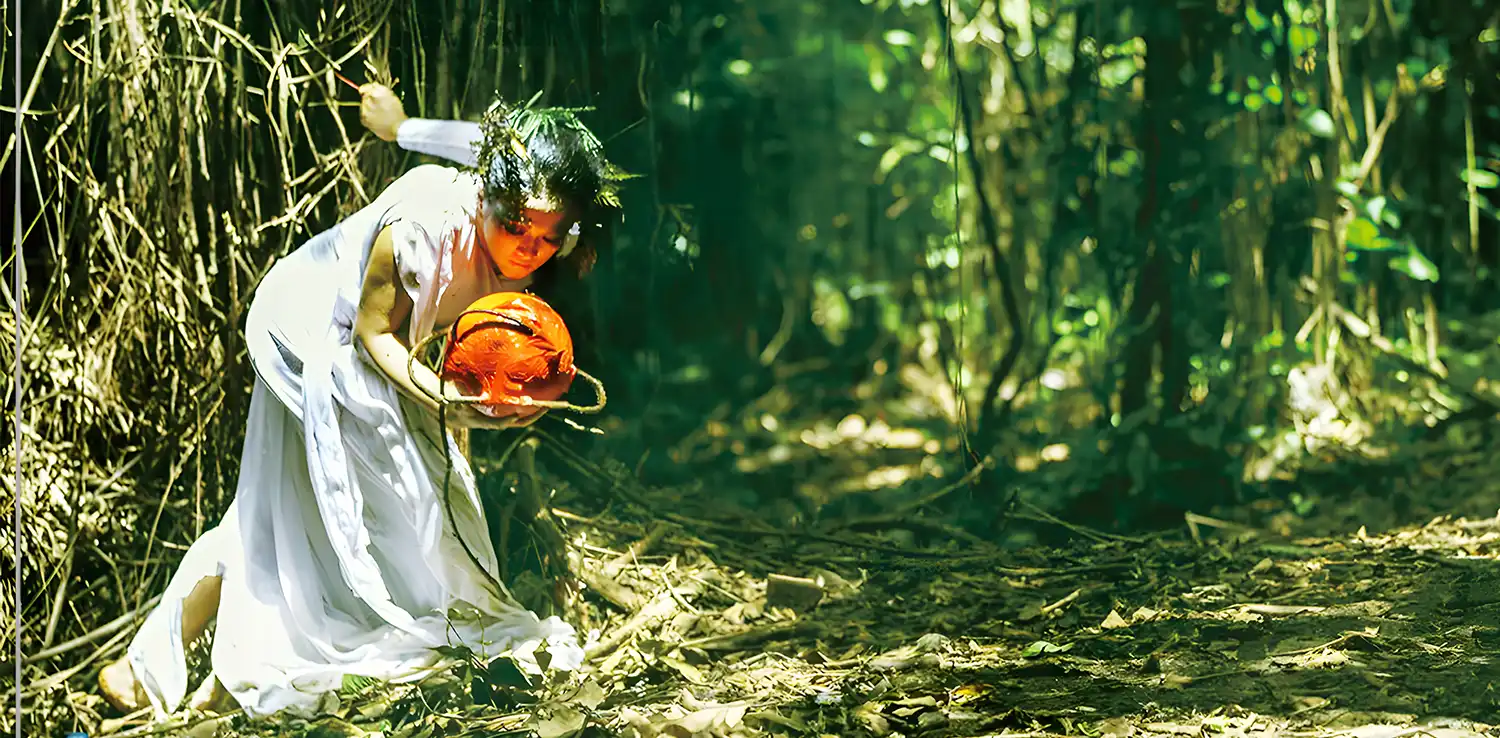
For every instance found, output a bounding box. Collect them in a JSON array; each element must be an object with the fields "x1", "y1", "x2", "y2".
[
  {"x1": 612, "y1": 0, "x2": 1500, "y2": 524},
  {"x1": 470, "y1": 656, "x2": 537, "y2": 709}
]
